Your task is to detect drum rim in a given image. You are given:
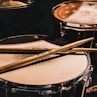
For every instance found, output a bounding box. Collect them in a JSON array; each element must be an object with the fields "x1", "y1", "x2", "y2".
[{"x1": 0, "y1": 34, "x2": 47, "y2": 44}]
